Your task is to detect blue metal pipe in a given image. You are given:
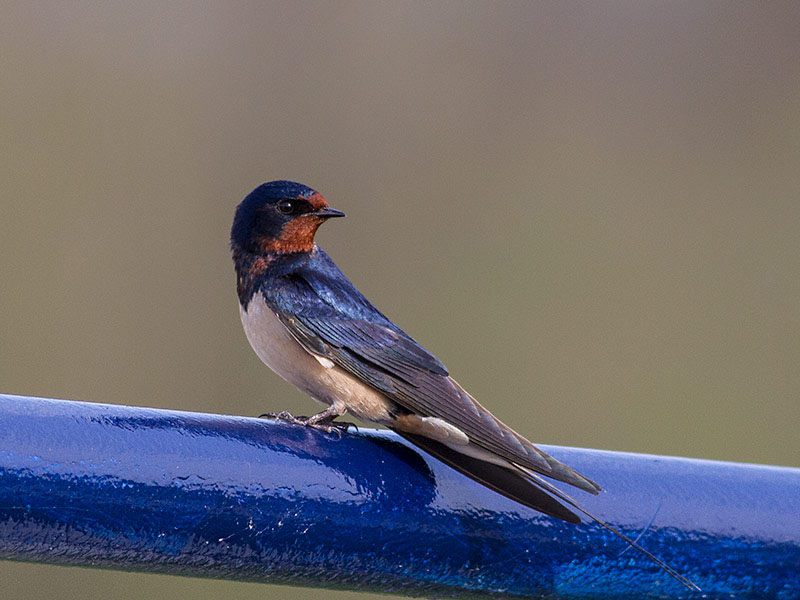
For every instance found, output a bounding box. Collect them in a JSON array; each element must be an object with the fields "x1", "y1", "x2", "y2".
[{"x1": 0, "y1": 393, "x2": 798, "y2": 598}]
